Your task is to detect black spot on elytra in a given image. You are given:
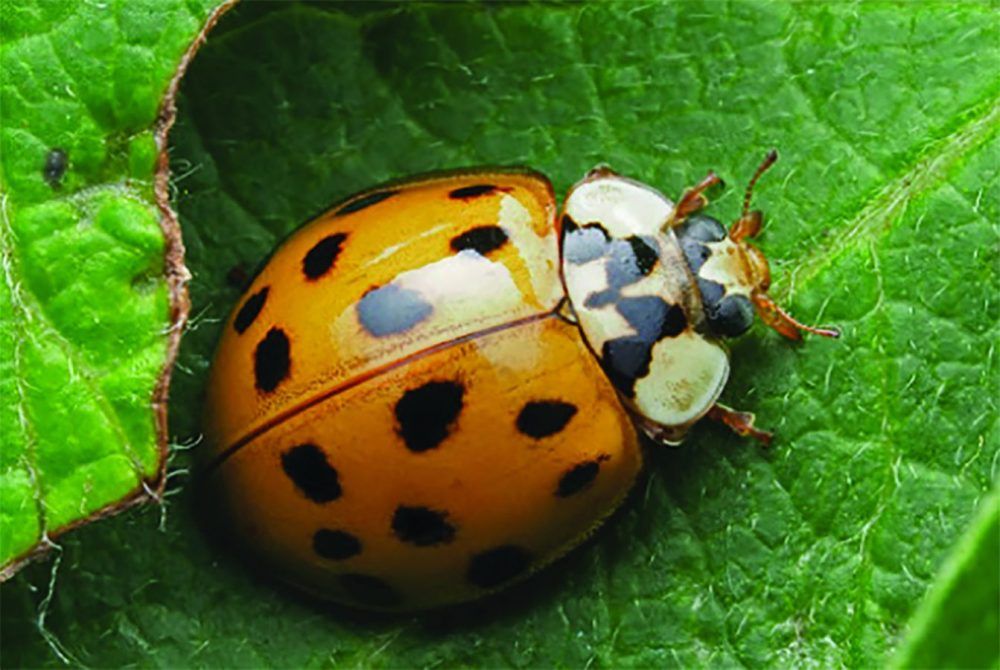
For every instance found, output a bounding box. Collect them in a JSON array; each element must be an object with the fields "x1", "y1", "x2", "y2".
[
  {"x1": 43, "y1": 148, "x2": 68, "y2": 188},
  {"x1": 449, "y1": 184, "x2": 497, "y2": 199},
  {"x1": 392, "y1": 505, "x2": 456, "y2": 546},
  {"x1": 616, "y1": 296, "x2": 687, "y2": 342},
  {"x1": 254, "y1": 327, "x2": 290, "y2": 392},
  {"x1": 395, "y1": 380, "x2": 465, "y2": 452},
  {"x1": 516, "y1": 401, "x2": 578, "y2": 439},
  {"x1": 600, "y1": 336, "x2": 654, "y2": 398},
  {"x1": 313, "y1": 529, "x2": 361, "y2": 560},
  {"x1": 357, "y1": 284, "x2": 433, "y2": 336},
  {"x1": 555, "y1": 456, "x2": 608, "y2": 497},
  {"x1": 450, "y1": 225, "x2": 508, "y2": 256},
  {"x1": 335, "y1": 190, "x2": 398, "y2": 216},
  {"x1": 302, "y1": 233, "x2": 347, "y2": 280},
  {"x1": 233, "y1": 286, "x2": 269, "y2": 334},
  {"x1": 339, "y1": 573, "x2": 402, "y2": 608},
  {"x1": 281, "y1": 443, "x2": 341, "y2": 503},
  {"x1": 563, "y1": 220, "x2": 611, "y2": 265},
  {"x1": 606, "y1": 235, "x2": 659, "y2": 289},
  {"x1": 467, "y1": 545, "x2": 532, "y2": 589}
]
